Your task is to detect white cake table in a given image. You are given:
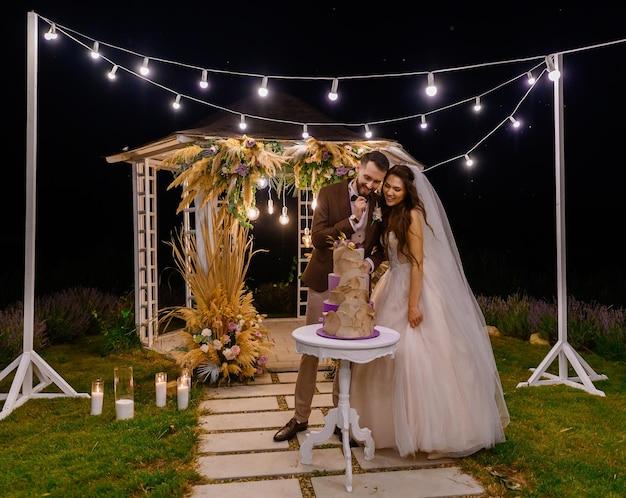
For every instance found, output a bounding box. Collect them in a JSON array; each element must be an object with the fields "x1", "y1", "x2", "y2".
[{"x1": 292, "y1": 324, "x2": 400, "y2": 492}]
